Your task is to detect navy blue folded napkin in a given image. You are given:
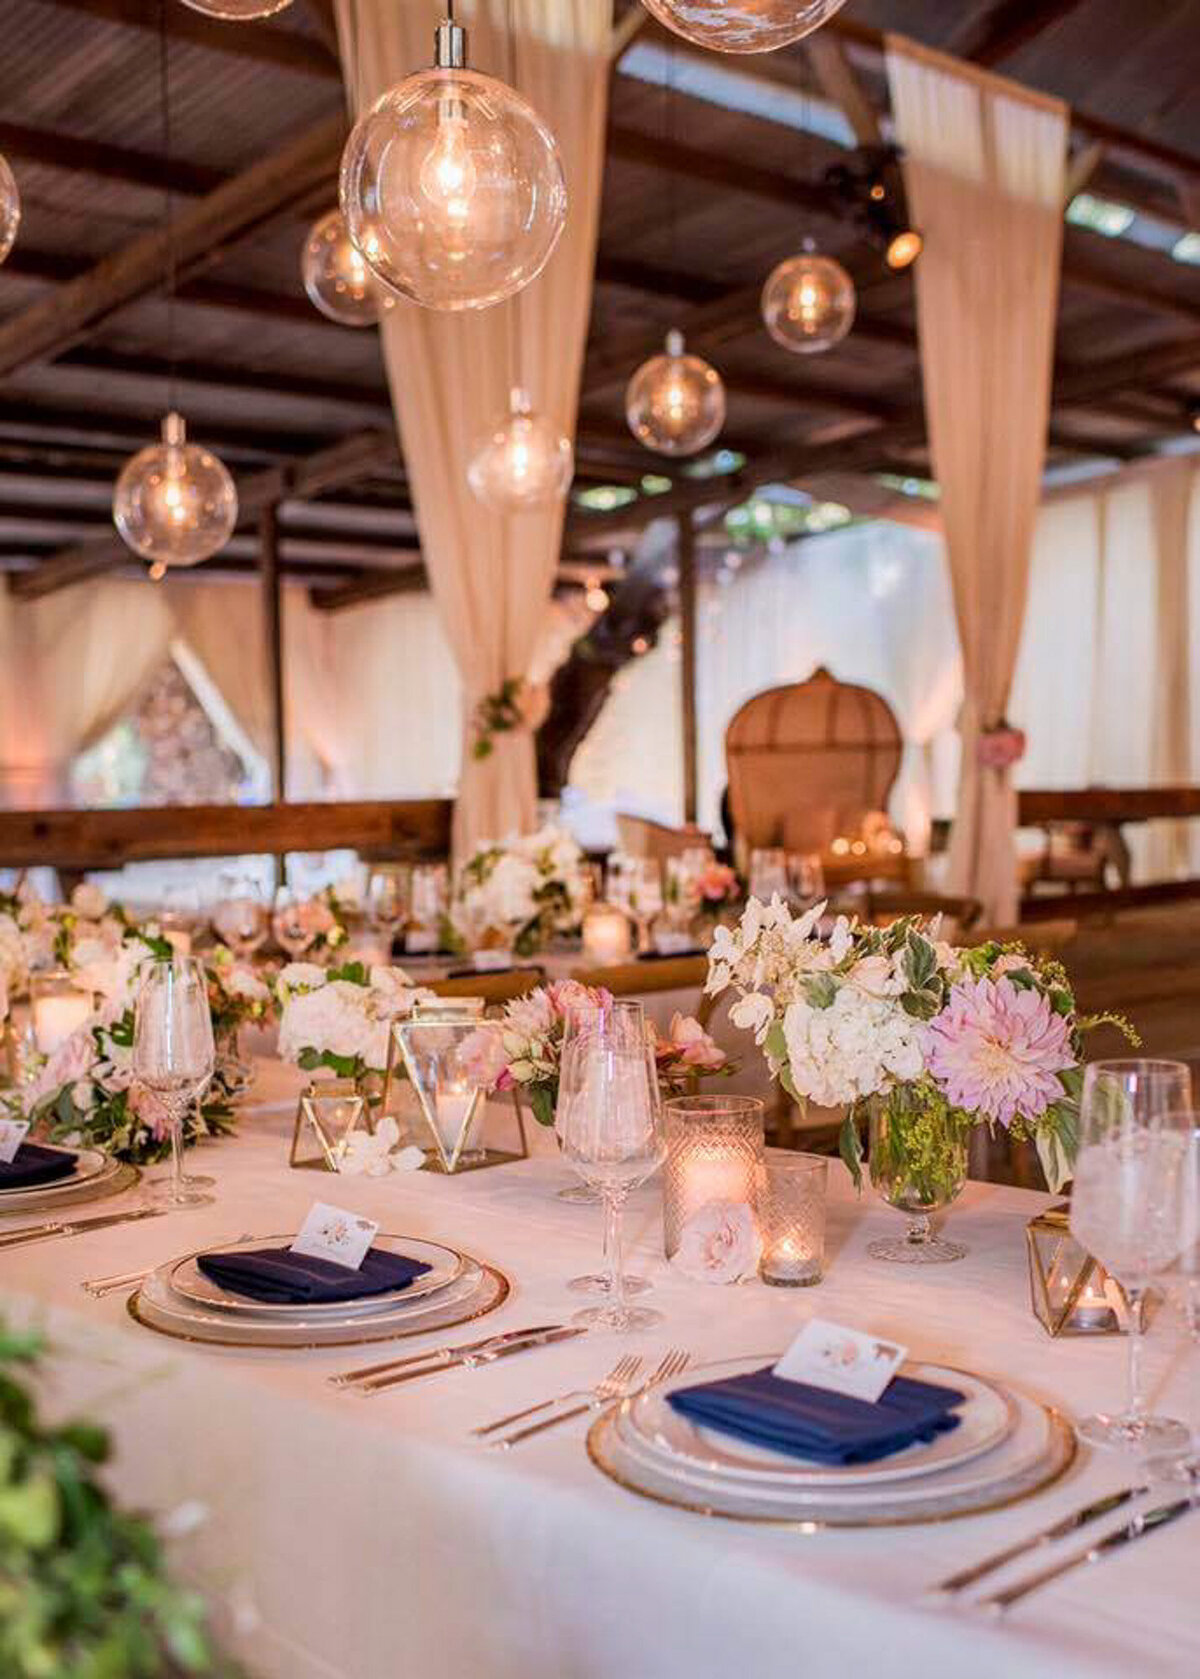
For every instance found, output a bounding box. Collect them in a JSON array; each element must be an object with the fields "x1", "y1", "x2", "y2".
[
  {"x1": 666, "y1": 1366, "x2": 966, "y2": 1466},
  {"x1": 0, "y1": 1142, "x2": 78, "y2": 1190},
  {"x1": 196, "y1": 1245, "x2": 433, "y2": 1305}
]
